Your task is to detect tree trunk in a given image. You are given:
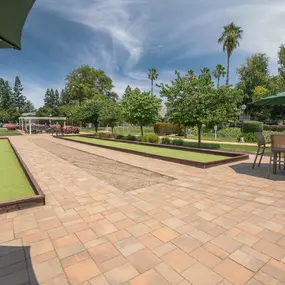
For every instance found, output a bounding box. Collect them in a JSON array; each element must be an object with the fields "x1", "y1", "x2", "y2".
[
  {"x1": 151, "y1": 80, "x2": 154, "y2": 95},
  {"x1": 217, "y1": 77, "x2": 220, "y2": 88},
  {"x1": 226, "y1": 53, "x2": 230, "y2": 86},
  {"x1": 111, "y1": 126, "x2": 114, "y2": 135},
  {"x1": 94, "y1": 121, "x2": 98, "y2": 133},
  {"x1": 140, "y1": 124, "x2": 144, "y2": 137},
  {"x1": 198, "y1": 125, "x2": 202, "y2": 148}
]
